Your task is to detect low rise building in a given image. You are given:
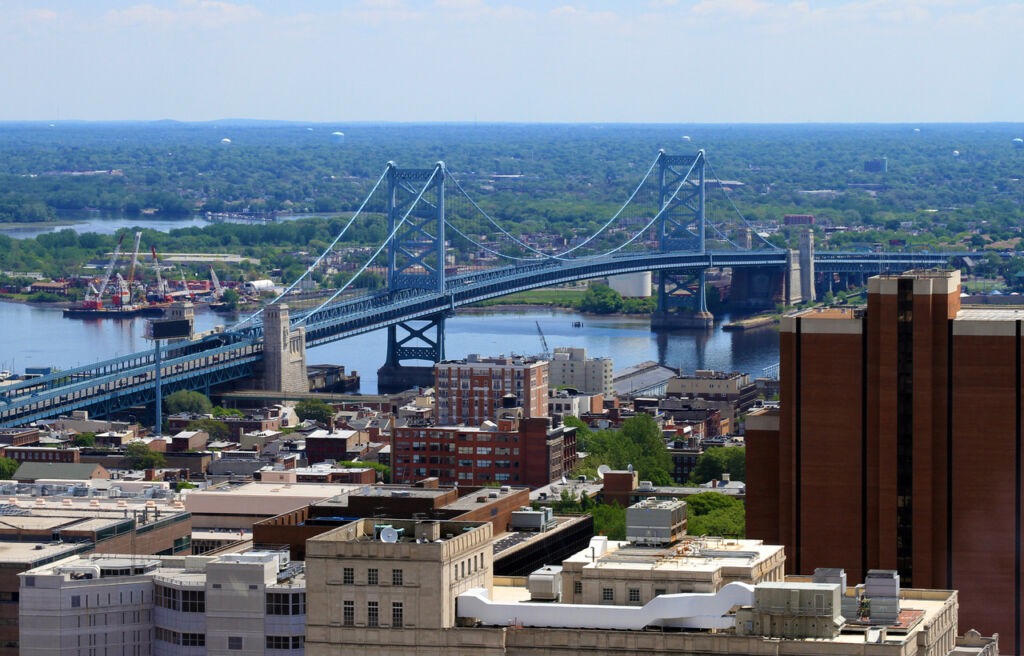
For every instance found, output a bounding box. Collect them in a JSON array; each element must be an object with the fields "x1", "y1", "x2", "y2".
[
  {"x1": 19, "y1": 548, "x2": 305, "y2": 656},
  {"x1": 304, "y1": 516, "x2": 994, "y2": 656},
  {"x1": 391, "y1": 411, "x2": 576, "y2": 488}
]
